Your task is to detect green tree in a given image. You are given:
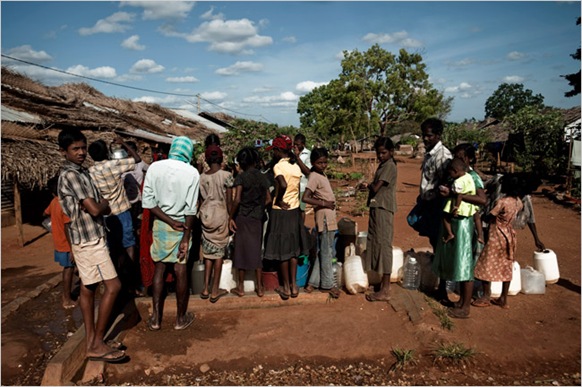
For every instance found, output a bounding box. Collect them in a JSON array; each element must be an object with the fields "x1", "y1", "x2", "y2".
[
  {"x1": 561, "y1": 17, "x2": 581, "y2": 98},
  {"x1": 505, "y1": 106, "x2": 566, "y2": 176},
  {"x1": 297, "y1": 44, "x2": 452, "y2": 141},
  {"x1": 484, "y1": 83, "x2": 545, "y2": 120}
]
